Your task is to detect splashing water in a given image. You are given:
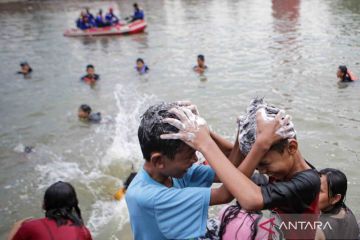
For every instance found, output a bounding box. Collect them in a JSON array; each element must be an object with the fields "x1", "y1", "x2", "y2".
[
  {"x1": 102, "y1": 84, "x2": 157, "y2": 170},
  {"x1": 31, "y1": 84, "x2": 158, "y2": 238}
]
